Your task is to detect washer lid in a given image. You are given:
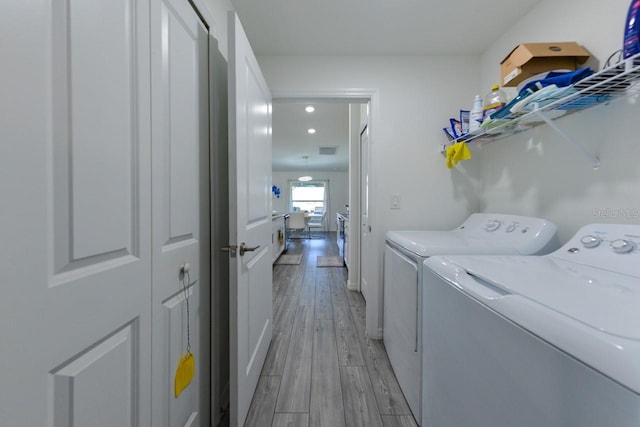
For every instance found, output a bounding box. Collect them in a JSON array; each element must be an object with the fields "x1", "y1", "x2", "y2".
[
  {"x1": 440, "y1": 255, "x2": 640, "y2": 340},
  {"x1": 386, "y1": 231, "x2": 521, "y2": 257},
  {"x1": 425, "y1": 254, "x2": 640, "y2": 394}
]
